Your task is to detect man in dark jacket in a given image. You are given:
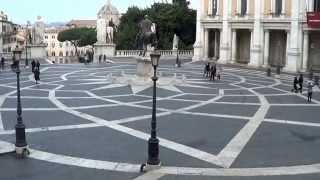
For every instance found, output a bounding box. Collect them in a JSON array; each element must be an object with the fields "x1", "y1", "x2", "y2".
[
  {"x1": 31, "y1": 60, "x2": 36, "y2": 72},
  {"x1": 298, "y1": 74, "x2": 304, "y2": 93}
]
